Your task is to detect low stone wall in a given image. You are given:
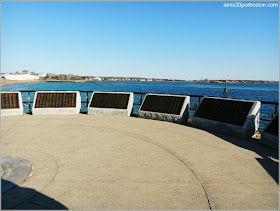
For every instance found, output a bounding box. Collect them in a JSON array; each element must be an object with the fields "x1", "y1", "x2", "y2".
[
  {"x1": 32, "y1": 91, "x2": 81, "y2": 115},
  {"x1": 191, "y1": 97, "x2": 261, "y2": 138},
  {"x1": 1, "y1": 92, "x2": 23, "y2": 116},
  {"x1": 88, "y1": 91, "x2": 134, "y2": 116},
  {"x1": 138, "y1": 93, "x2": 190, "y2": 124}
]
